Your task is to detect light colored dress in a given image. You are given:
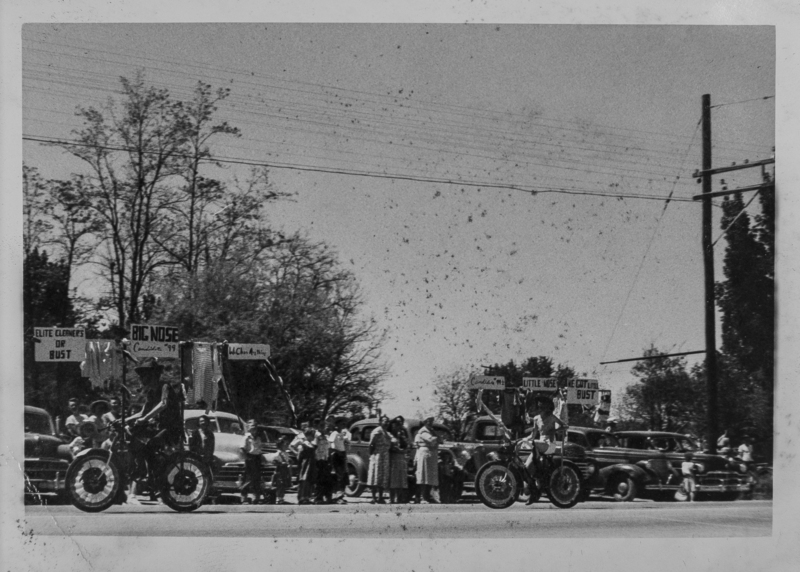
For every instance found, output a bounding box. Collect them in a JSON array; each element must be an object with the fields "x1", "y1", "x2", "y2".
[
  {"x1": 367, "y1": 426, "x2": 391, "y2": 488},
  {"x1": 414, "y1": 426, "x2": 440, "y2": 486}
]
